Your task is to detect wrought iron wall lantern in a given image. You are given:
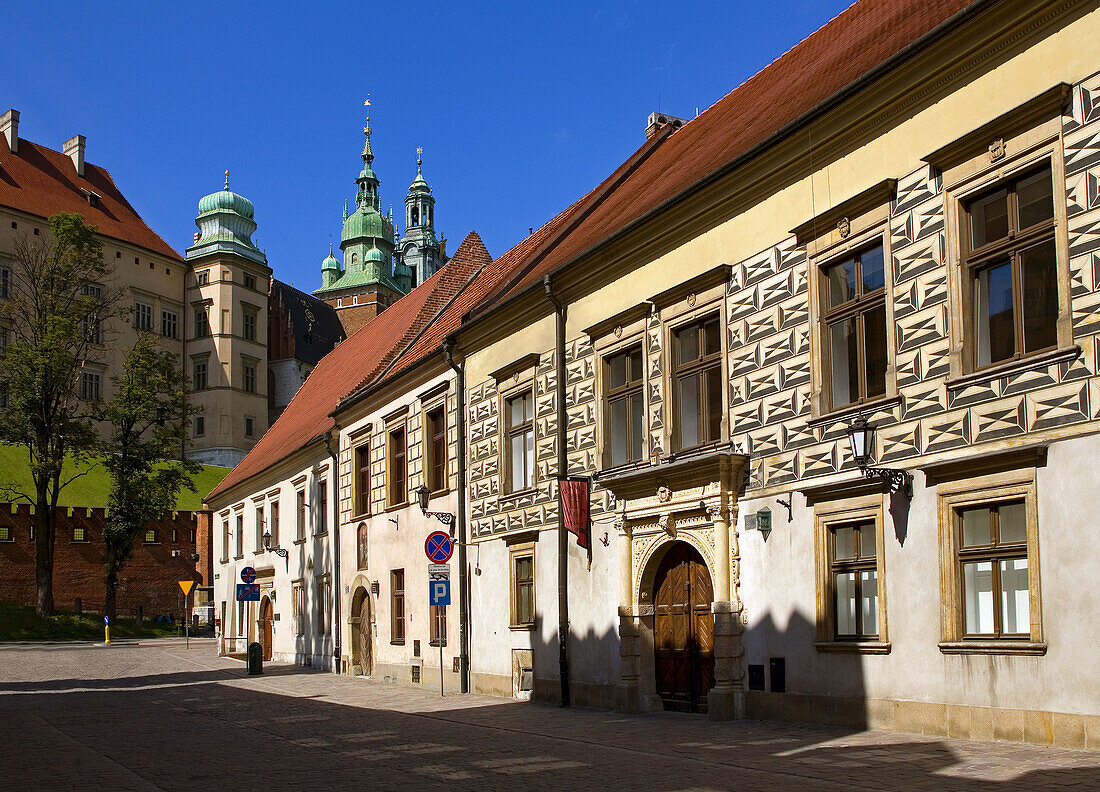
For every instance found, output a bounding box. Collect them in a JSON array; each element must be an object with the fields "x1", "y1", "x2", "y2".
[
  {"x1": 415, "y1": 484, "x2": 456, "y2": 532},
  {"x1": 845, "y1": 416, "x2": 913, "y2": 500},
  {"x1": 261, "y1": 530, "x2": 289, "y2": 571}
]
